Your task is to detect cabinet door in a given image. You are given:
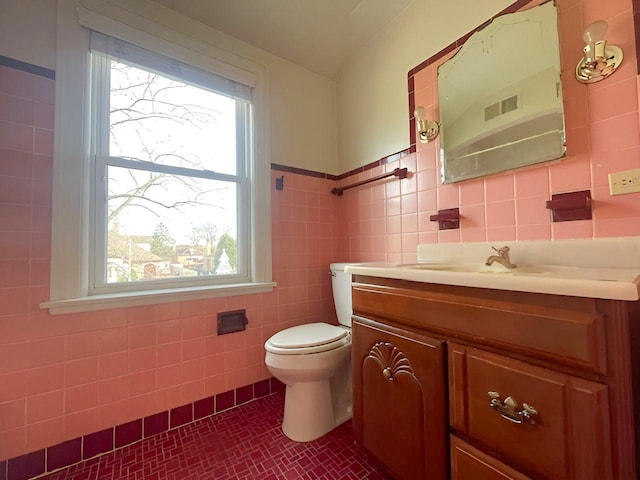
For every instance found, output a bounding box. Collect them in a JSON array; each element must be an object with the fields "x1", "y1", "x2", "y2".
[
  {"x1": 450, "y1": 435, "x2": 531, "y2": 480},
  {"x1": 352, "y1": 316, "x2": 447, "y2": 480},
  {"x1": 449, "y1": 343, "x2": 613, "y2": 480}
]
